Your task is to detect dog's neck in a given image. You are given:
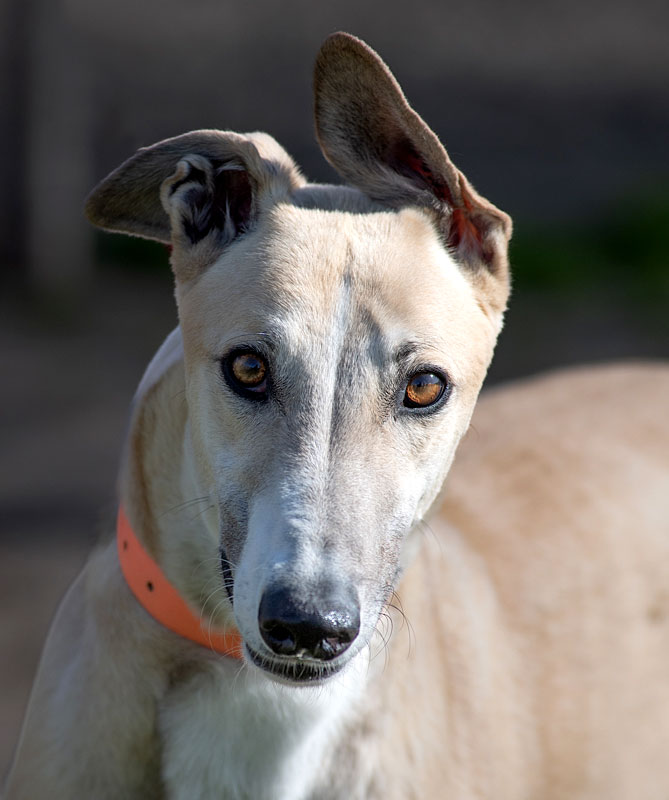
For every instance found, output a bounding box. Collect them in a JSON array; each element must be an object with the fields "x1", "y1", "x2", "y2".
[
  {"x1": 119, "y1": 327, "x2": 239, "y2": 639},
  {"x1": 116, "y1": 505, "x2": 243, "y2": 657}
]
